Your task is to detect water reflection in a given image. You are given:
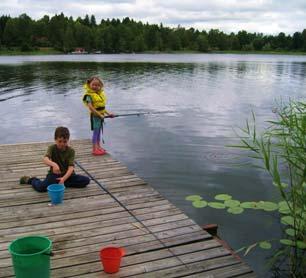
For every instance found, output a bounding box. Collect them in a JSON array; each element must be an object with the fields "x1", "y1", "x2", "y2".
[{"x1": 0, "y1": 55, "x2": 305, "y2": 277}]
